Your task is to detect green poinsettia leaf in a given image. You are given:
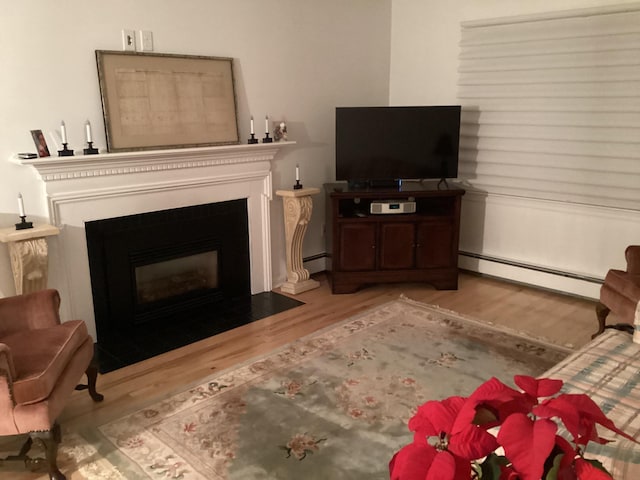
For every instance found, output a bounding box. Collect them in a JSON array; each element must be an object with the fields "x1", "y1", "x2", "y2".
[
  {"x1": 544, "y1": 453, "x2": 562, "y2": 480},
  {"x1": 478, "y1": 453, "x2": 506, "y2": 480}
]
